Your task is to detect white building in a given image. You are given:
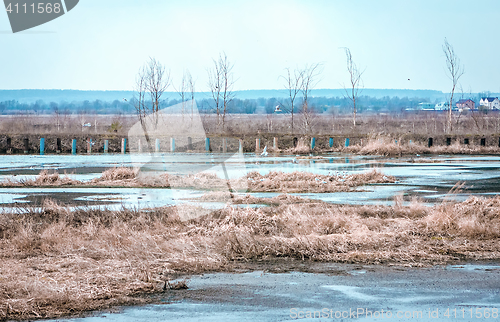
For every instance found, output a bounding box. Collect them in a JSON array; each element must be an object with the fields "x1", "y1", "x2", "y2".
[
  {"x1": 434, "y1": 102, "x2": 450, "y2": 111},
  {"x1": 479, "y1": 97, "x2": 500, "y2": 110}
]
